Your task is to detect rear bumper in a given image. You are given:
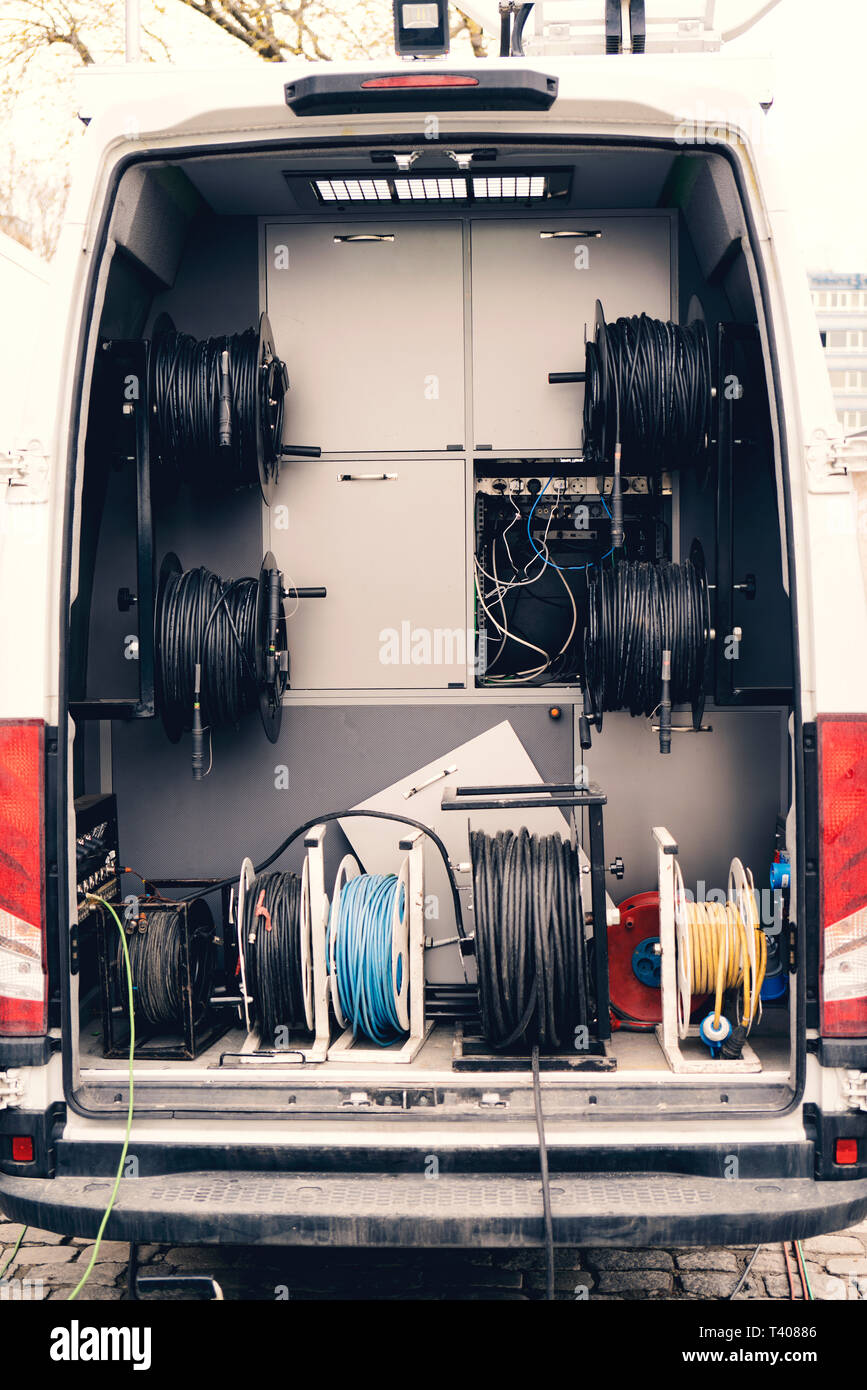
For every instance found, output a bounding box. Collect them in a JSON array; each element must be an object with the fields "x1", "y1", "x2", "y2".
[{"x1": 3, "y1": 1170, "x2": 867, "y2": 1247}]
